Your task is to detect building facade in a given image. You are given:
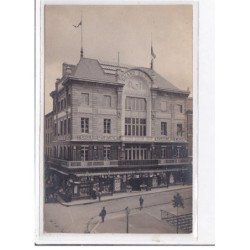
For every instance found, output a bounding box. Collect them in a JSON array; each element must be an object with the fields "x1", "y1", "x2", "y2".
[
  {"x1": 45, "y1": 52, "x2": 192, "y2": 201},
  {"x1": 186, "y1": 97, "x2": 193, "y2": 157}
]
